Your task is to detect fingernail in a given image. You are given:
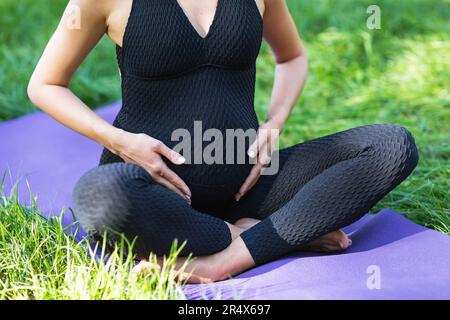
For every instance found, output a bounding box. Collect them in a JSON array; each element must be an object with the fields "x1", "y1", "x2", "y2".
[
  {"x1": 178, "y1": 156, "x2": 186, "y2": 164},
  {"x1": 235, "y1": 194, "x2": 241, "y2": 202},
  {"x1": 248, "y1": 150, "x2": 256, "y2": 158}
]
